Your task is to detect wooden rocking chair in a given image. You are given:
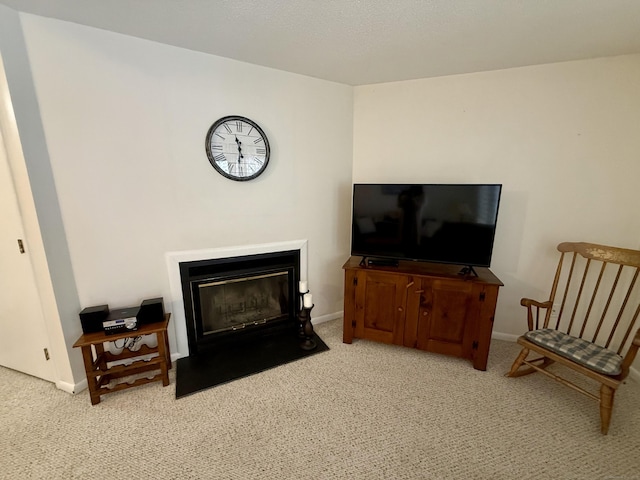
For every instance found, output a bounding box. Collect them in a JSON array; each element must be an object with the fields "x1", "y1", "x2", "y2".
[{"x1": 507, "y1": 242, "x2": 640, "y2": 434}]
